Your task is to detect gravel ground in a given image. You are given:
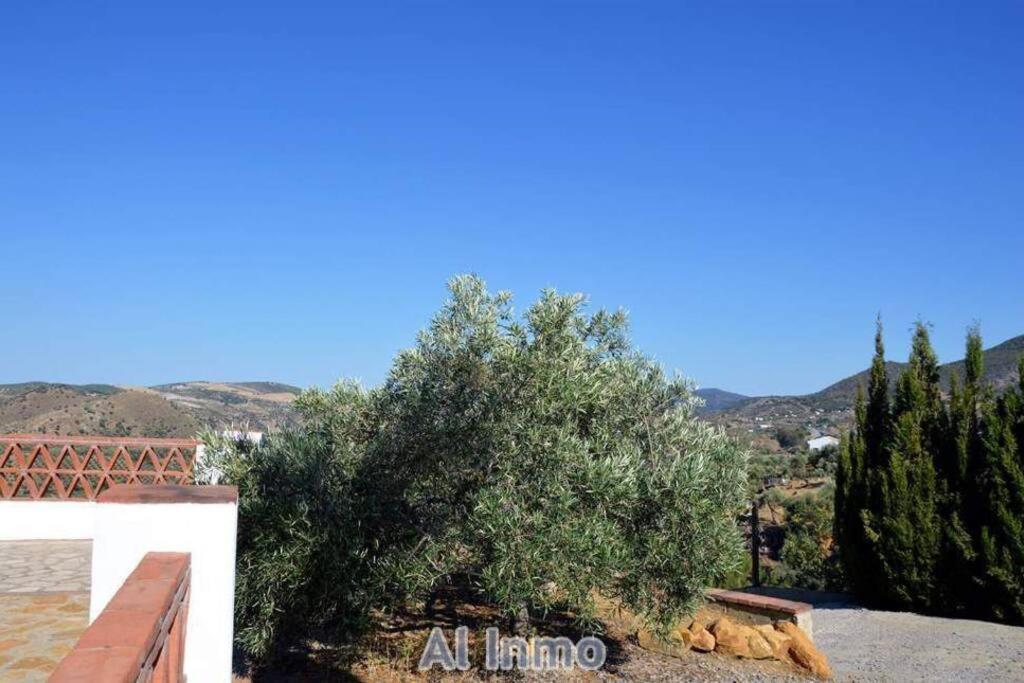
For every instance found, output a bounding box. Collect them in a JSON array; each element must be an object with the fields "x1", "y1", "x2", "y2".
[
  {"x1": 748, "y1": 587, "x2": 1024, "y2": 682},
  {"x1": 597, "y1": 643, "x2": 812, "y2": 682},
  {"x1": 815, "y1": 603, "x2": 1024, "y2": 682}
]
